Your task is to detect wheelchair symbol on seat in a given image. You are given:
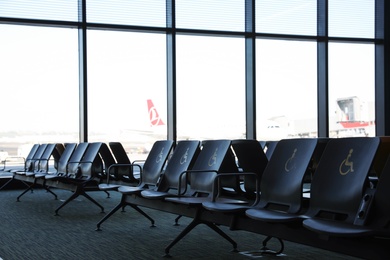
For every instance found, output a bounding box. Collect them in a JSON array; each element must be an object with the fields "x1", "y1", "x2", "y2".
[
  {"x1": 156, "y1": 148, "x2": 165, "y2": 163},
  {"x1": 285, "y1": 148, "x2": 297, "y2": 172},
  {"x1": 180, "y1": 148, "x2": 189, "y2": 165},
  {"x1": 339, "y1": 149, "x2": 354, "y2": 175},
  {"x1": 208, "y1": 148, "x2": 218, "y2": 167}
]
